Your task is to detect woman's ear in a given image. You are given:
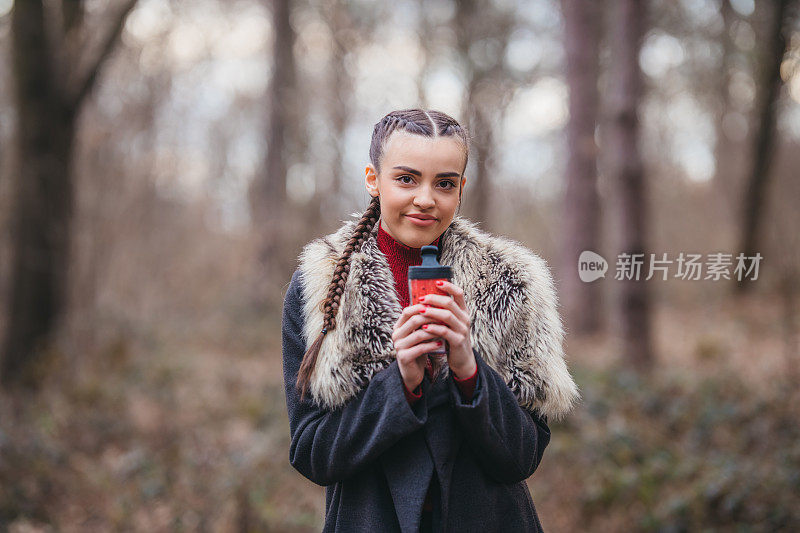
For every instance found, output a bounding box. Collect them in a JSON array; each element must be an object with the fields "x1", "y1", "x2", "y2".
[{"x1": 365, "y1": 165, "x2": 379, "y2": 197}]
